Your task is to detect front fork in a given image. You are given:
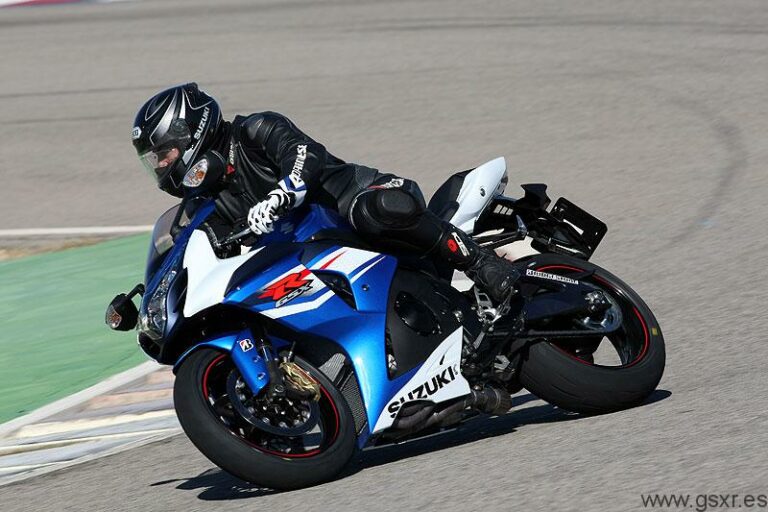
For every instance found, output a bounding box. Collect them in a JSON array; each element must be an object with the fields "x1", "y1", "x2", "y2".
[
  {"x1": 174, "y1": 326, "x2": 289, "y2": 397},
  {"x1": 253, "y1": 336, "x2": 287, "y2": 397}
]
